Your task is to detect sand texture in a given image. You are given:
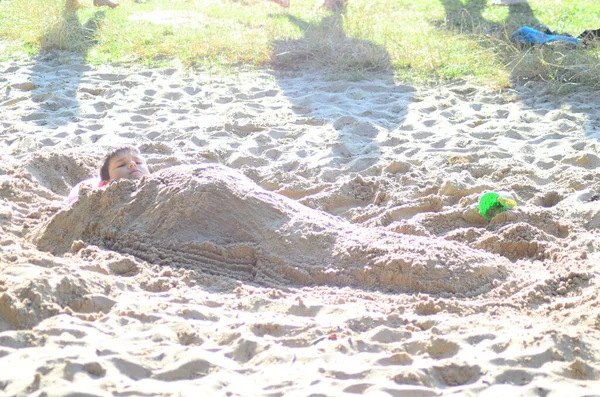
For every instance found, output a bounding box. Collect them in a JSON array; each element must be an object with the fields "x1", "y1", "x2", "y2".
[{"x1": 2, "y1": 52, "x2": 600, "y2": 396}]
